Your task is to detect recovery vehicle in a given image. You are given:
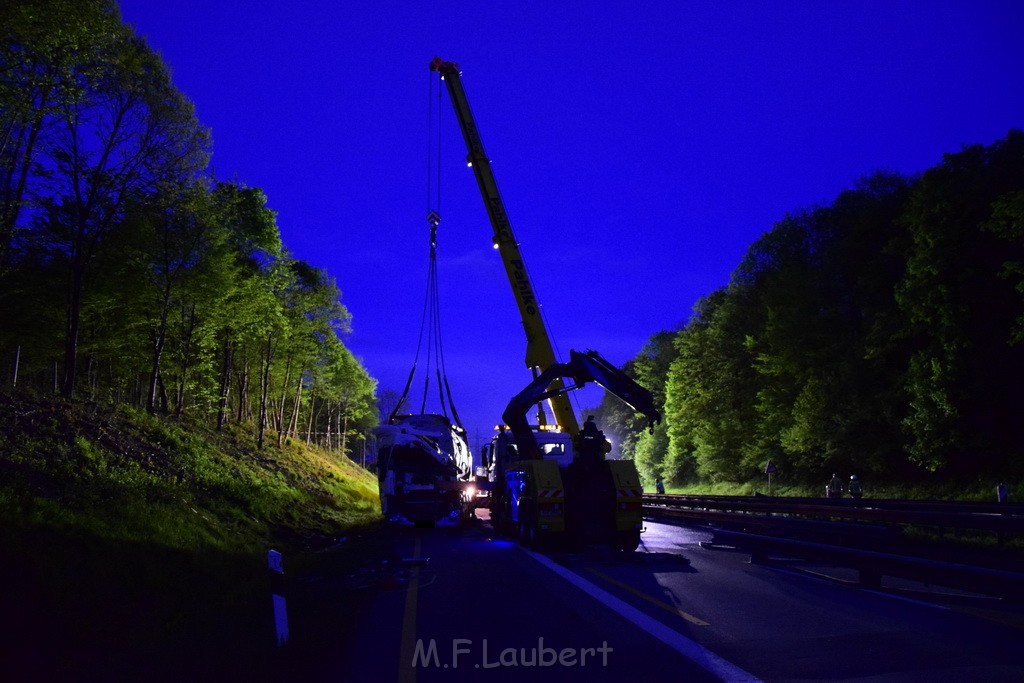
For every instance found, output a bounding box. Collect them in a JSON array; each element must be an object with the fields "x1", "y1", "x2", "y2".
[{"x1": 430, "y1": 57, "x2": 661, "y2": 550}]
